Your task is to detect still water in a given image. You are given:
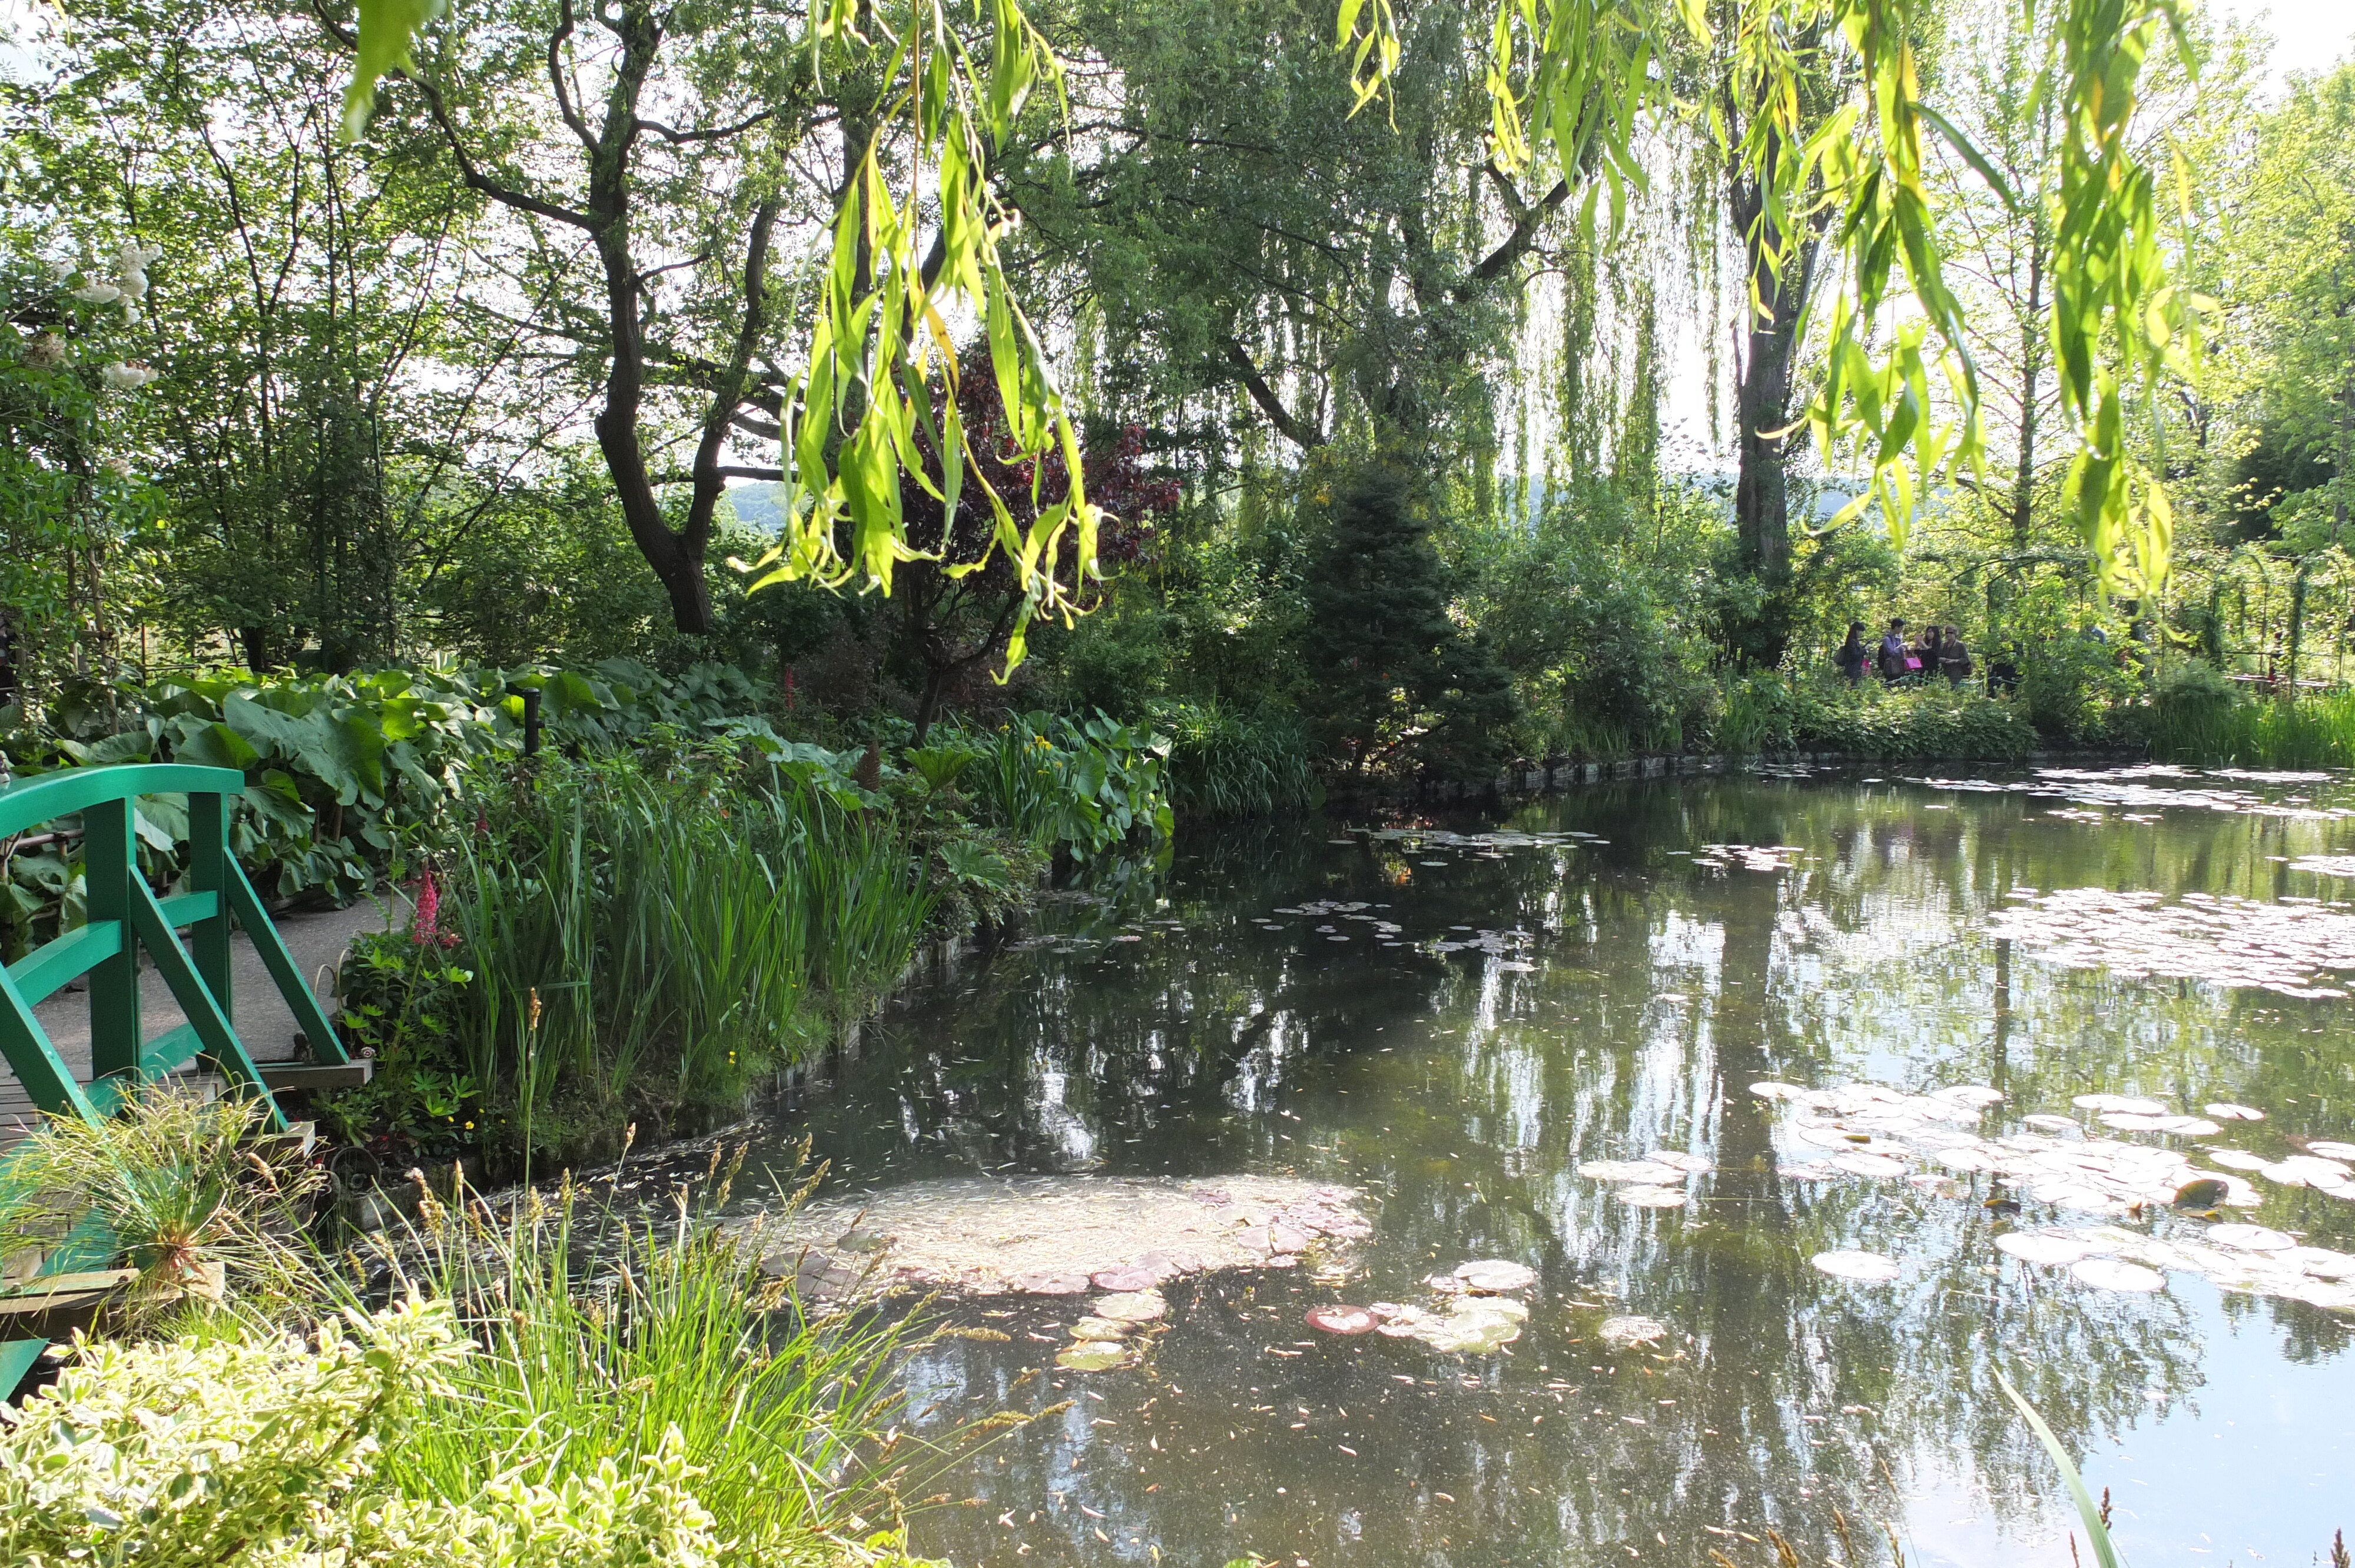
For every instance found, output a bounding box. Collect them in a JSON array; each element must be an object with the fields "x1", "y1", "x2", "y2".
[{"x1": 747, "y1": 766, "x2": 2355, "y2": 1567}]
